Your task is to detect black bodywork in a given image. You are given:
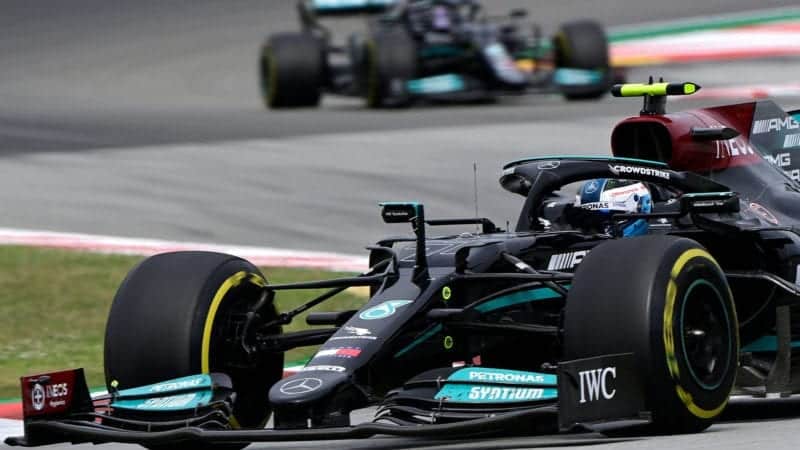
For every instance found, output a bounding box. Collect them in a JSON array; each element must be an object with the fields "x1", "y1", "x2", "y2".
[
  {"x1": 9, "y1": 102, "x2": 800, "y2": 446},
  {"x1": 290, "y1": 0, "x2": 610, "y2": 104}
]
